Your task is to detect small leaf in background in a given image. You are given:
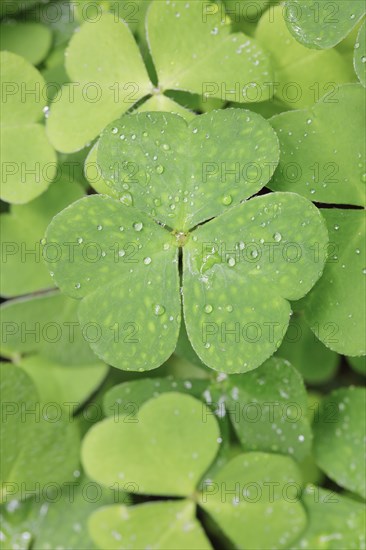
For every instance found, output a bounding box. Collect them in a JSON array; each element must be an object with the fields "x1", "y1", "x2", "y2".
[
  {"x1": 283, "y1": 0, "x2": 365, "y2": 49},
  {"x1": 222, "y1": 357, "x2": 312, "y2": 460},
  {"x1": 103, "y1": 377, "x2": 208, "y2": 418},
  {"x1": 82, "y1": 393, "x2": 220, "y2": 496},
  {"x1": 147, "y1": 0, "x2": 273, "y2": 100},
  {"x1": 0, "y1": 21, "x2": 52, "y2": 65},
  {"x1": 46, "y1": 0, "x2": 274, "y2": 153},
  {"x1": 301, "y1": 209, "x2": 366, "y2": 356},
  {"x1": 256, "y1": 6, "x2": 355, "y2": 109},
  {"x1": 269, "y1": 84, "x2": 365, "y2": 206},
  {"x1": 0, "y1": 363, "x2": 80, "y2": 503},
  {"x1": 184, "y1": 192, "x2": 328, "y2": 372},
  {"x1": 292, "y1": 485, "x2": 366, "y2": 549},
  {"x1": 0, "y1": 51, "x2": 57, "y2": 204},
  {"x1": 0, "y1": 180, "x2": 84, "y2": 297},
  {"x1": 0, "y1": 292, "x2": 101, "y2": 365},
  {"x1": 276, "y1": 314, "x2": 339, "y2": 384},
  {"x1": 18, "y1": 355, "x2": 107, "y2": 411},
  {"x1": 313, "y1": 387, "x2": 366, "y2": 498},
  {"x1": 354, "y1": 19, "x2": 366, "y2": 87},
  {"x1": 200, "y1": 453, "x2": 306, "y2": 549},
  {"x1": 347, "y1": 355, "x2": 366, "y2": 377},
  {"x1": 46, "y1": 12, "x2": 152, "y2": 152},
  {"x1": 89, "y1": 500, "x2": 212, "y2": 550}
]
